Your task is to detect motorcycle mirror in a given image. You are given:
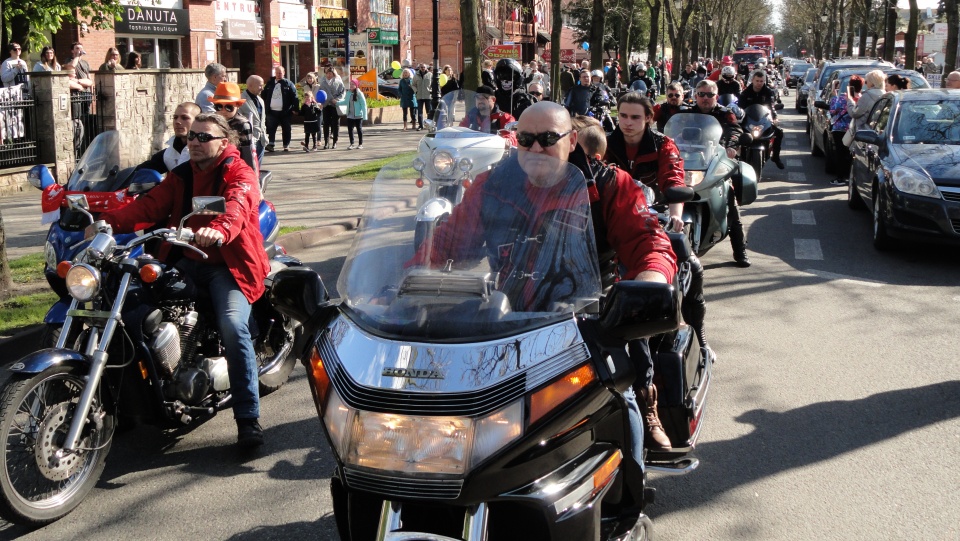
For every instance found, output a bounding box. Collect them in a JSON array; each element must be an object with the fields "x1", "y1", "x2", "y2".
[
  {"x1": 740, "y1": 132, "x2": 755, "y2": 144},
  {"x1": 813, "y1": 100, "x2": 830, "y2": 110},
  {"x1": 775, "y1": 103, "x2": 784, "y2": 110},
  {"x1": 191, "y1": 196, "x2": 227, "y2": 216},
  {"x1": 66, "y1": 194, "x2": 91, "y2": 211},
  {"x1": 503, "y1": 121, "x2": 518, "y2": 132},
  {"x1": 663, "y1": 186, "x2": 695, "y2": 203},
  {"x1": 599, "y1": 281, "x2": 680, "y2": 340}
]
